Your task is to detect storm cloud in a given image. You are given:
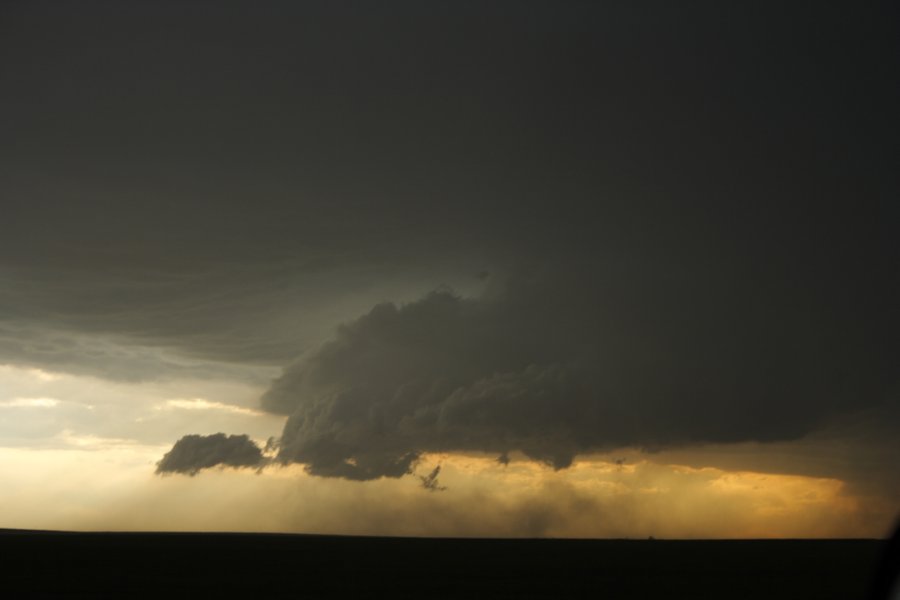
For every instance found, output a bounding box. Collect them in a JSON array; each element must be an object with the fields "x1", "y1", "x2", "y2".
[
  {"x1": 2, "y1": 2, "x2": 898, "y2": 489},
  {"x1": 261, "y1": 256, "x2": 897, "y2": 479},
  {"x1": 156, "y1": 433, "x2": 265, "y2": 475}
]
